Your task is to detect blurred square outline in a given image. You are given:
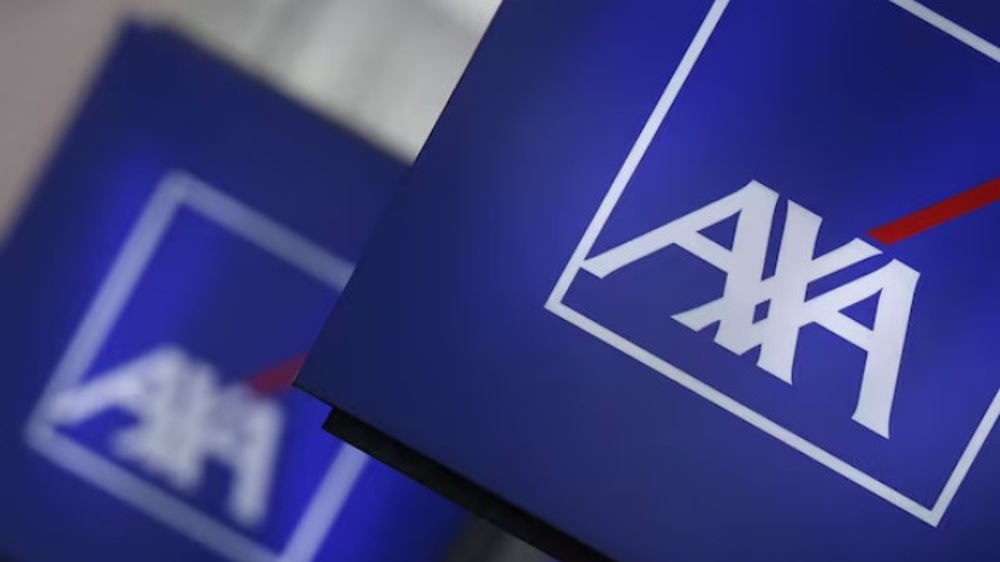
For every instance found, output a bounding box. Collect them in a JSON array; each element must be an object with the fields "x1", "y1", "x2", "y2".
[{"x1": 24, "y1": 171, "x2": 369, "y2": 562}]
